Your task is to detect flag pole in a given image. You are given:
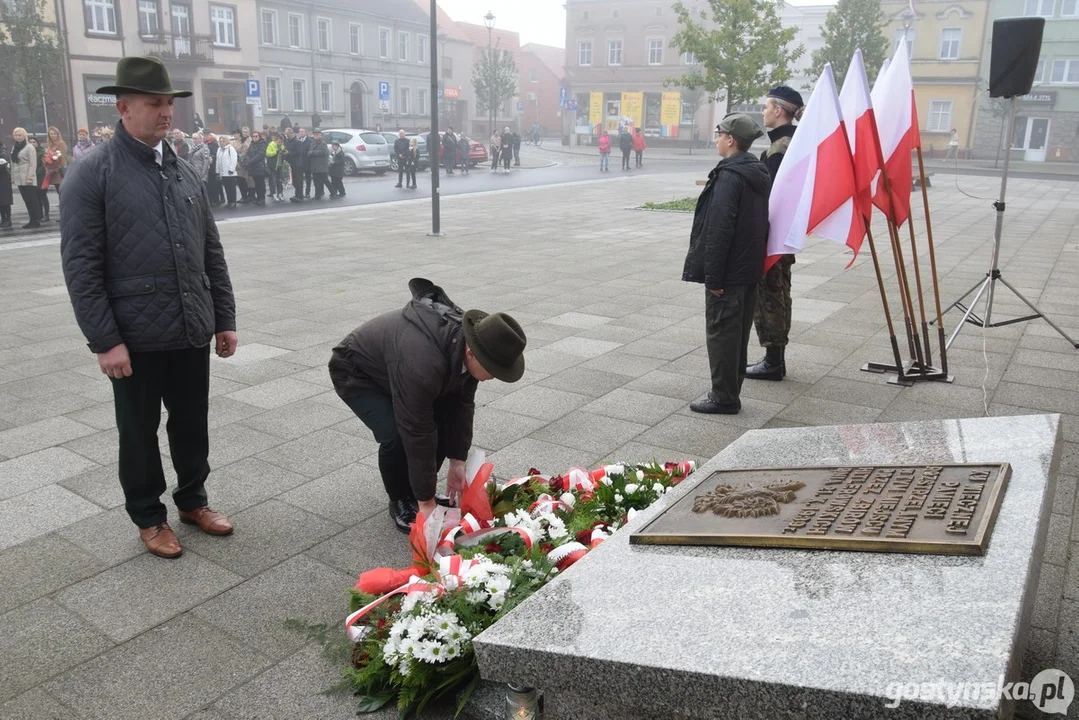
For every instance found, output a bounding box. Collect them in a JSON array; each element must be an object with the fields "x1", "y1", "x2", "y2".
[
  {"x1": 915, "y1": 143, "x2": 948, "y2": 375},
  {"x1": 885, "y1": 213, "x2": 920, "y2": 366},
  {"x1": 904, "y1": 208, "x2": 933, "y2": 368}
]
